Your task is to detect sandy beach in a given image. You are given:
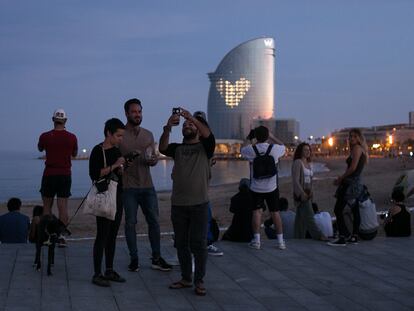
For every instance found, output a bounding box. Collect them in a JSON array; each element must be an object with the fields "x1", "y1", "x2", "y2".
[{"x1": 3, "y1": 157, "x2": 414, "y2": 239}]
